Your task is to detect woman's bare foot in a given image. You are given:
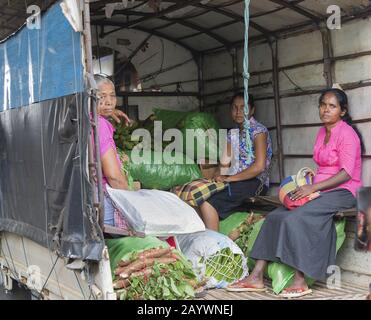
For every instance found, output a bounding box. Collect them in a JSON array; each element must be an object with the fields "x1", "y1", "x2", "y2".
[
  {"x1": 226, "y1": 260, "x2": 267, "y2": 291},
  {"x1": 237, "y1": 272, "x2": 265, "y2": 288},
  {"x1": 280, "y1": 270, "x2": 312, "y2": 297},
  {"x1": 284, "y1": 270, "x2": 308, "y2": 291}
]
